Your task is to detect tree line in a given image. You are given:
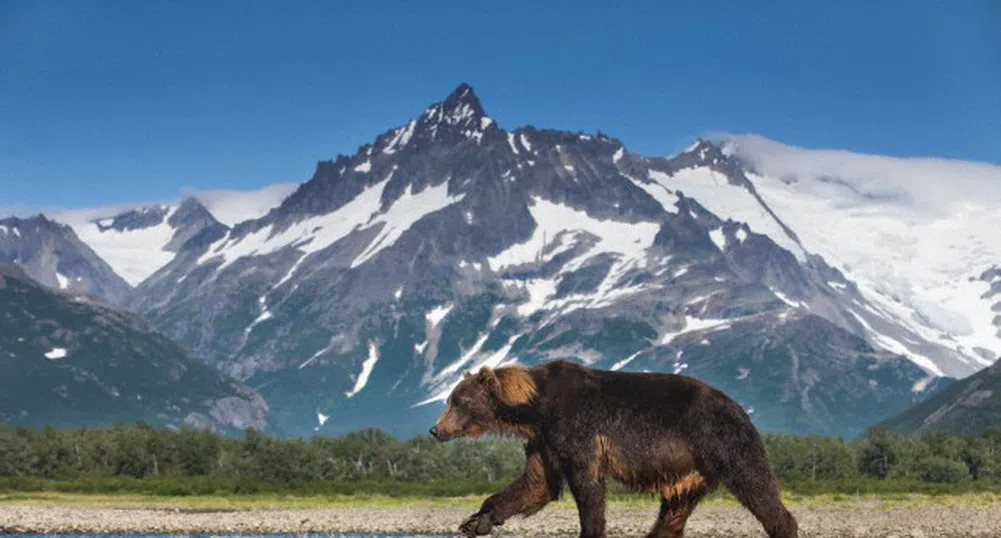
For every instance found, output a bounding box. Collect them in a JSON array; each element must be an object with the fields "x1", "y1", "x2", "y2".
[{"x1": 0, "y1": 424, "x2": 999, "y2": 495}]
